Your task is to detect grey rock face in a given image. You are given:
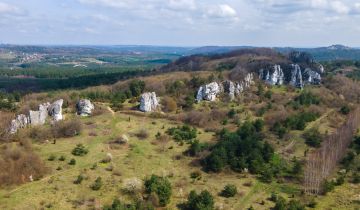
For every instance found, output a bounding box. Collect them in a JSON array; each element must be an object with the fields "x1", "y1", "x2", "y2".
[
  {"x1": 223, "y1": 81, "x2": 236, "y2": 100},
  {"x1": 260, "y1": 65, "x2": 284, "y2": 85},
  {"x1": 290, "y1": 64, "x2": 304, "y2": 89},
  {"x1": 139, "y1": 92, "x2": 159, "y2": 112},
  {"x1": 48, "y1": 99, "x2": 63, "y2": 121},
  {"x1": 196, "y1": 82, "x2": 222, "y2": 102},
  {"x1": 29, "y1": 102, "x2": 51, "y2": 125},
  {"x1": 304, "y1": 68, "x2": 321, "y2": 85},
  {"x1": 76, "y1": 99, "x2": 95, "y2": 116},
  {"x1": 9, "y1": 114, "x2": 29, "y2": 134}
]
